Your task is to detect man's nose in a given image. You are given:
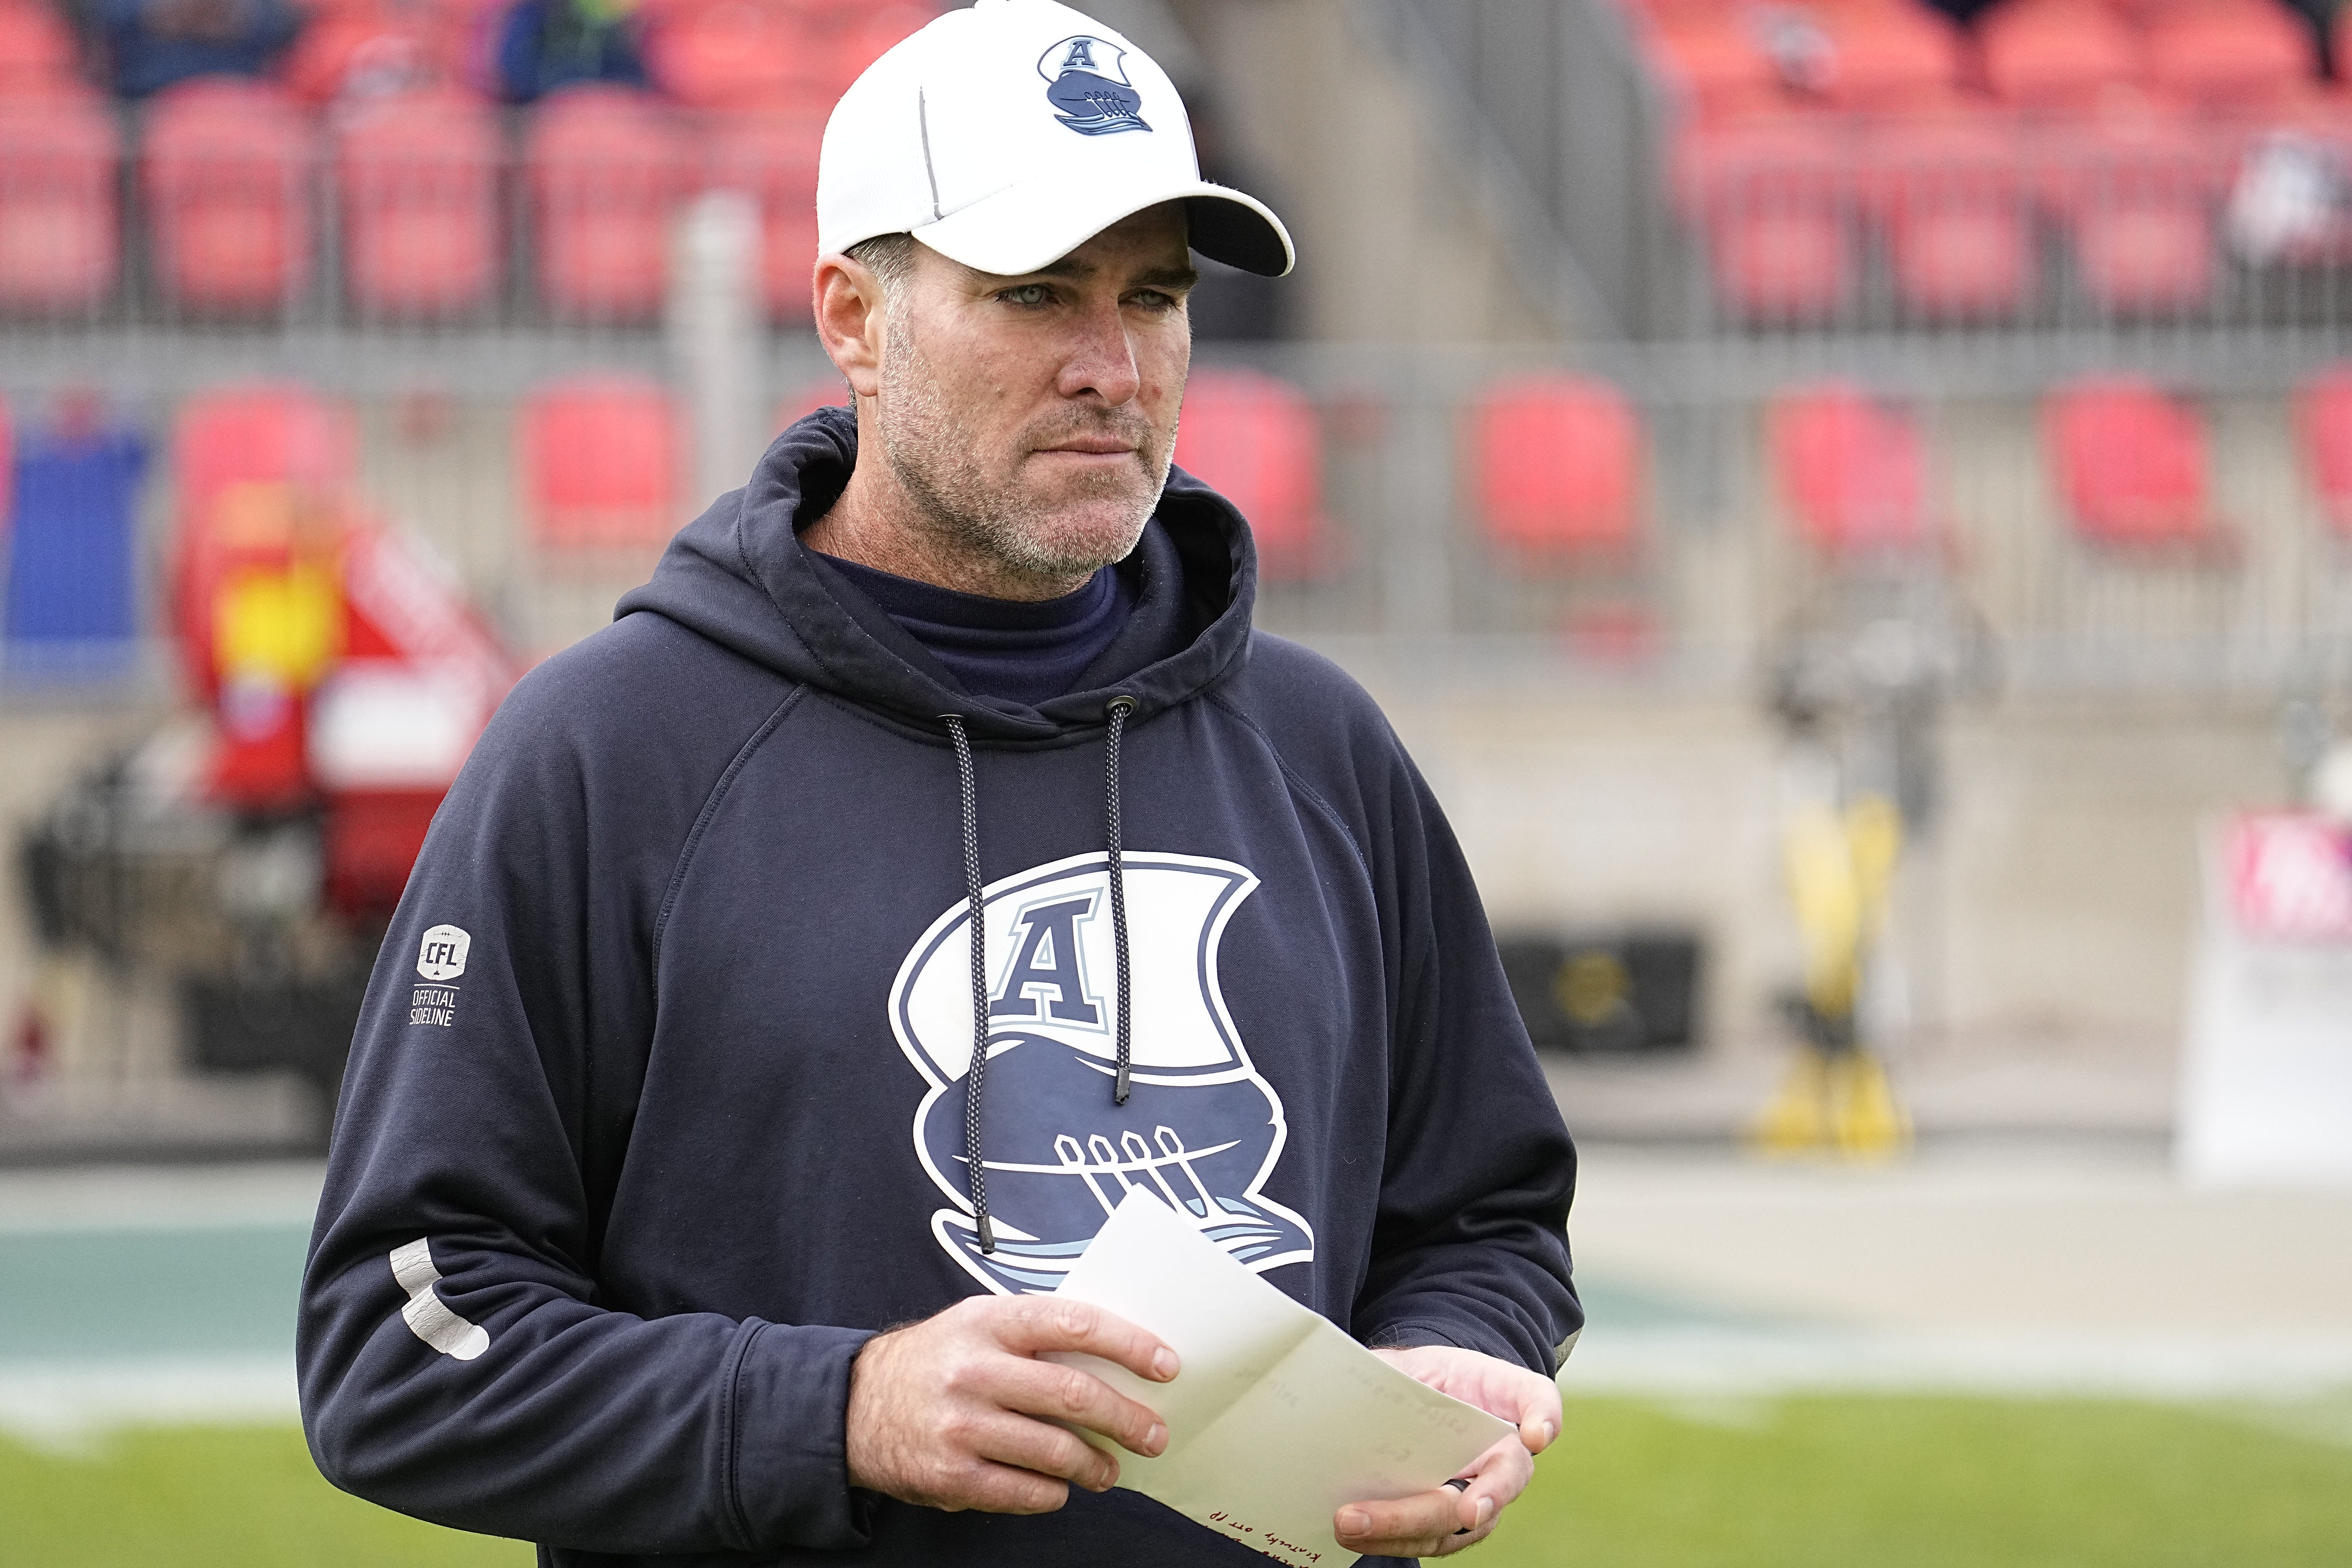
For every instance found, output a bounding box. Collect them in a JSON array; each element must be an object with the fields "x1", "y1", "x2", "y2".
[{"x1": 1055, "y1": 299, "x2": 1143, "y2": 406}]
